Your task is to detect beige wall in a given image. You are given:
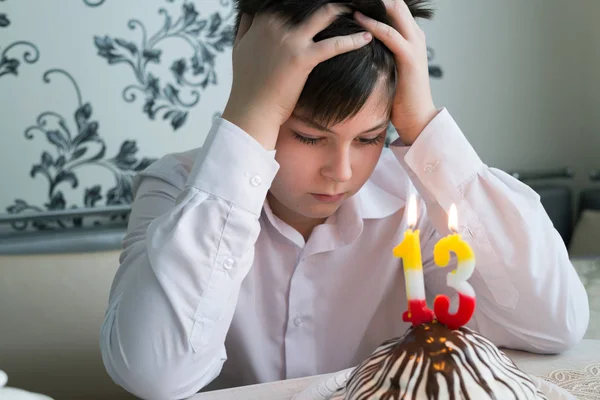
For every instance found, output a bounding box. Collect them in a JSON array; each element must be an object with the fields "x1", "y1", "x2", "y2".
[
  {"x1": 581, "y1": 1, "x2": 600, "y2": 181},
  {"x1": 0, "y1": 252, "x2": 135, "y2": 400},
  {"x1": 424, "y1": 0, "x2": 594, "y2": 191}
]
